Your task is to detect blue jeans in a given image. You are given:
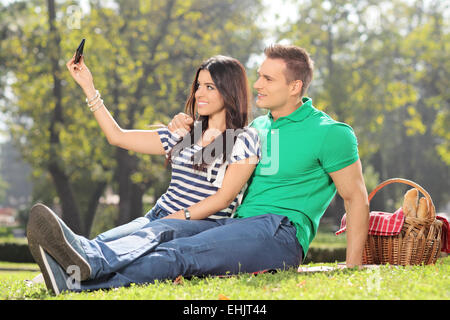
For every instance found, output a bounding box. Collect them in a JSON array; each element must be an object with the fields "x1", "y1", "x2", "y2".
[
  {"x1": 78, "y1": 214, "x2": 302, "y2": 291},
  {"x1": 94, "y1": 204, "x2": 170, "y2": 242}
]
